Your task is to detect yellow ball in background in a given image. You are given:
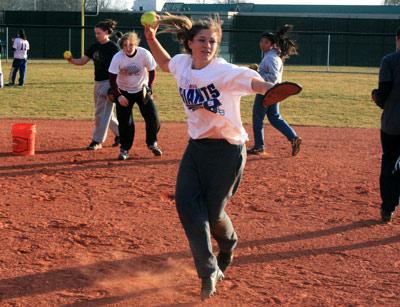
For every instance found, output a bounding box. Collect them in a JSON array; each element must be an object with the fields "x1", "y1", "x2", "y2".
[
  {"x1": 63, "y1": 50, "x2": 72, "y2": 60},
  {"x1": 140, "y1": 11, "x2": 157, "y2": 27}
]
